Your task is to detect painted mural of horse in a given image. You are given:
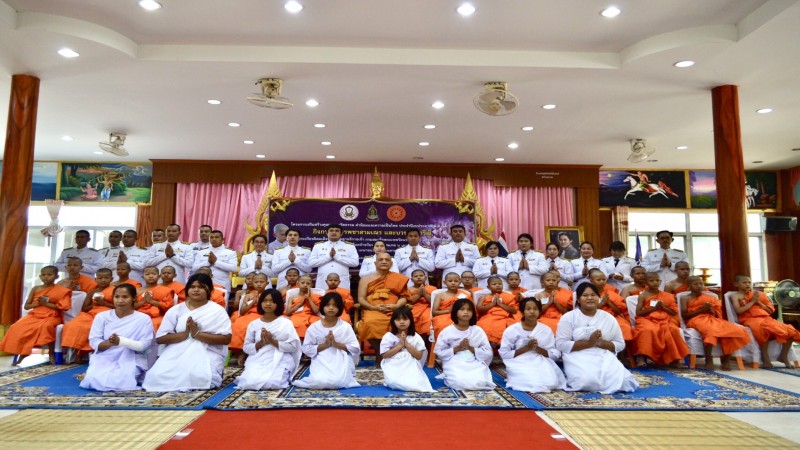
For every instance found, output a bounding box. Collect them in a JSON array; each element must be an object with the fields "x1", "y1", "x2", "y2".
[{"x1": 623, "y1": 175, "x2": 679, "y2": 199}]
